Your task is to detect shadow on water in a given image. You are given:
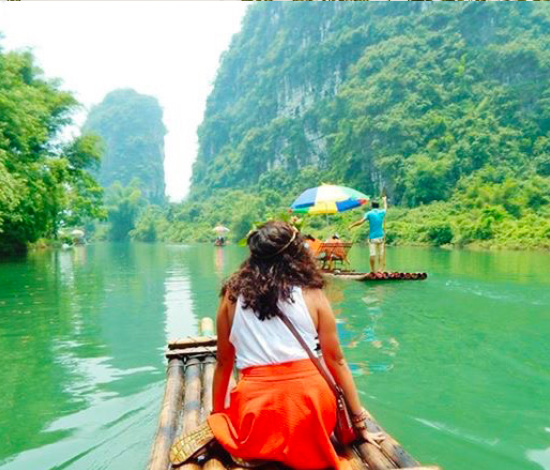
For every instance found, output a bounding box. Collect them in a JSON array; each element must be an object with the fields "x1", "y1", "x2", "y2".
[{"x1": 0, "y1": 243, "x2": 549, "y2": 470}]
